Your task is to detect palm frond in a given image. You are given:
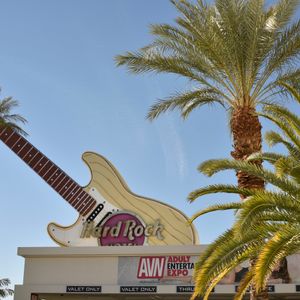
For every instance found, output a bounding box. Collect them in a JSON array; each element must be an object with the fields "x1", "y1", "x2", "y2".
[
  {"x1": 260, "y1": 113, "x2": 300, "y2": 149},
  {"x1": 235, "y1": 190, "x2": 300, "y2": 235},
  {"x1": 0, "y1": 278, "x2": 14, "y2": 298},
  {"x1": 148, "y1": 23, "x2": 237, "y2": 95},
  {"x1": 193, "y1": 229, "x2": 262, "y2": 298},
  {"x1": 234, "y1": 270, "x2": 254, "y2": 300},
  {"x1": 199, "y1": 159, "x2": 300, "y2": 195},
  {"x1": 116, "y1": 51, "x2": 202, "y2": 80},
  {"x1": 254, "y1": 225, "x2": 300, "y2": 290},
  {"x1": 277, "y1": 81, "x2": 300, "y2": 103},
  {"x1": 265, "y1": 131, "x2": 300, "y2": 160},
  {"x1": 273, "y1": 0, "x2": 300, "y2": 29},
  {"x1": 146, "y1": 89, "x2": 226, "y2": 120},
  {"x1": 260, "y1": 69, "x2": 300, "y2": 101},
  {"x1": 0, "y1": 289, "x2": 14, "y2": 298},
  {"x1": 253, "y1": 18, "x2": 300, "y2": 99},
  {"x1": 189, "y1": 202, "x2": 242, "y2": 223},
  {"x1": 0, "y1": 97, "x2": 27, "y2": 135},
  {"x1": 247, "y1": 151, "x2": 285, "y2": 164},
  {"x1": 290, "y1": 165, "x2": 300, "y2": 183},
  {"x1": 188, "y1": 184, "x2": 254, "y2": 202},
  {"x1": 274, "y1": 157, "x2": 297, "y2": 178},
  {"x1": 0, "y1": 279, "x2": 10, "y2": 288},
  {"x1": 264, "y1": 104, "x2": 300, "y2": 134}
]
